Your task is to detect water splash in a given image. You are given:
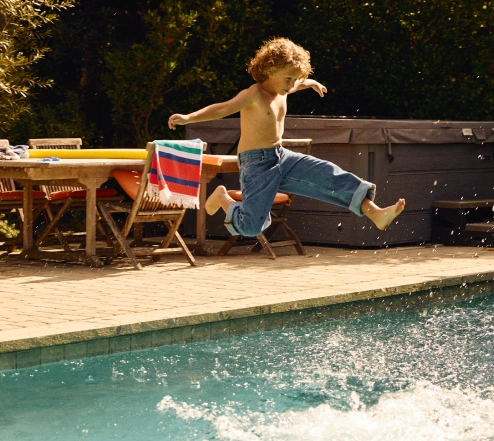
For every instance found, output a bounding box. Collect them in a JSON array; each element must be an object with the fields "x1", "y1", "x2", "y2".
[
  {"x1": 2, "y1": 294, "x2": 494, "y2": 441},
  {"x1": 157, "y1": 382, "x2": 494, "y2": 441}
]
